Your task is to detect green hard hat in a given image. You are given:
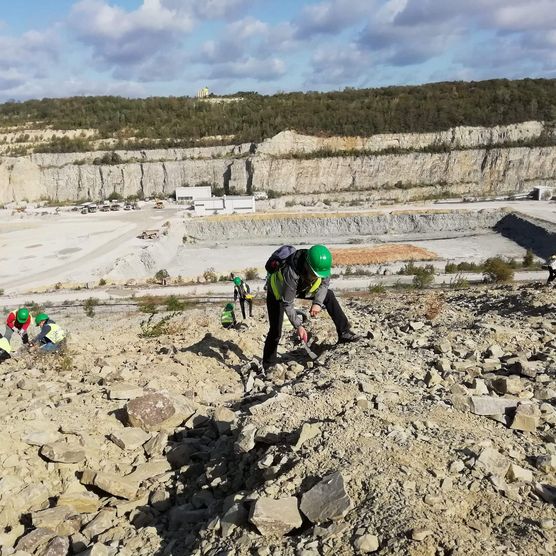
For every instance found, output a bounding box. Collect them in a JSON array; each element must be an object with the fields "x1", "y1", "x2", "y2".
[
  {"x1": 35, "y1": 313, "x2": 49, "y2": 326},
  {"x1": 16, "y1": 308, "x2": 29, "y2": 324},
  {"x1": 233, "y1": 277, "x2": 242, "y2": 286},
  {"x1": 307, "y1": 245, "x2": 332, "y2": 278},
  {"x1": 225, "y1": 303, "x2": 234, "y2": 311}
]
